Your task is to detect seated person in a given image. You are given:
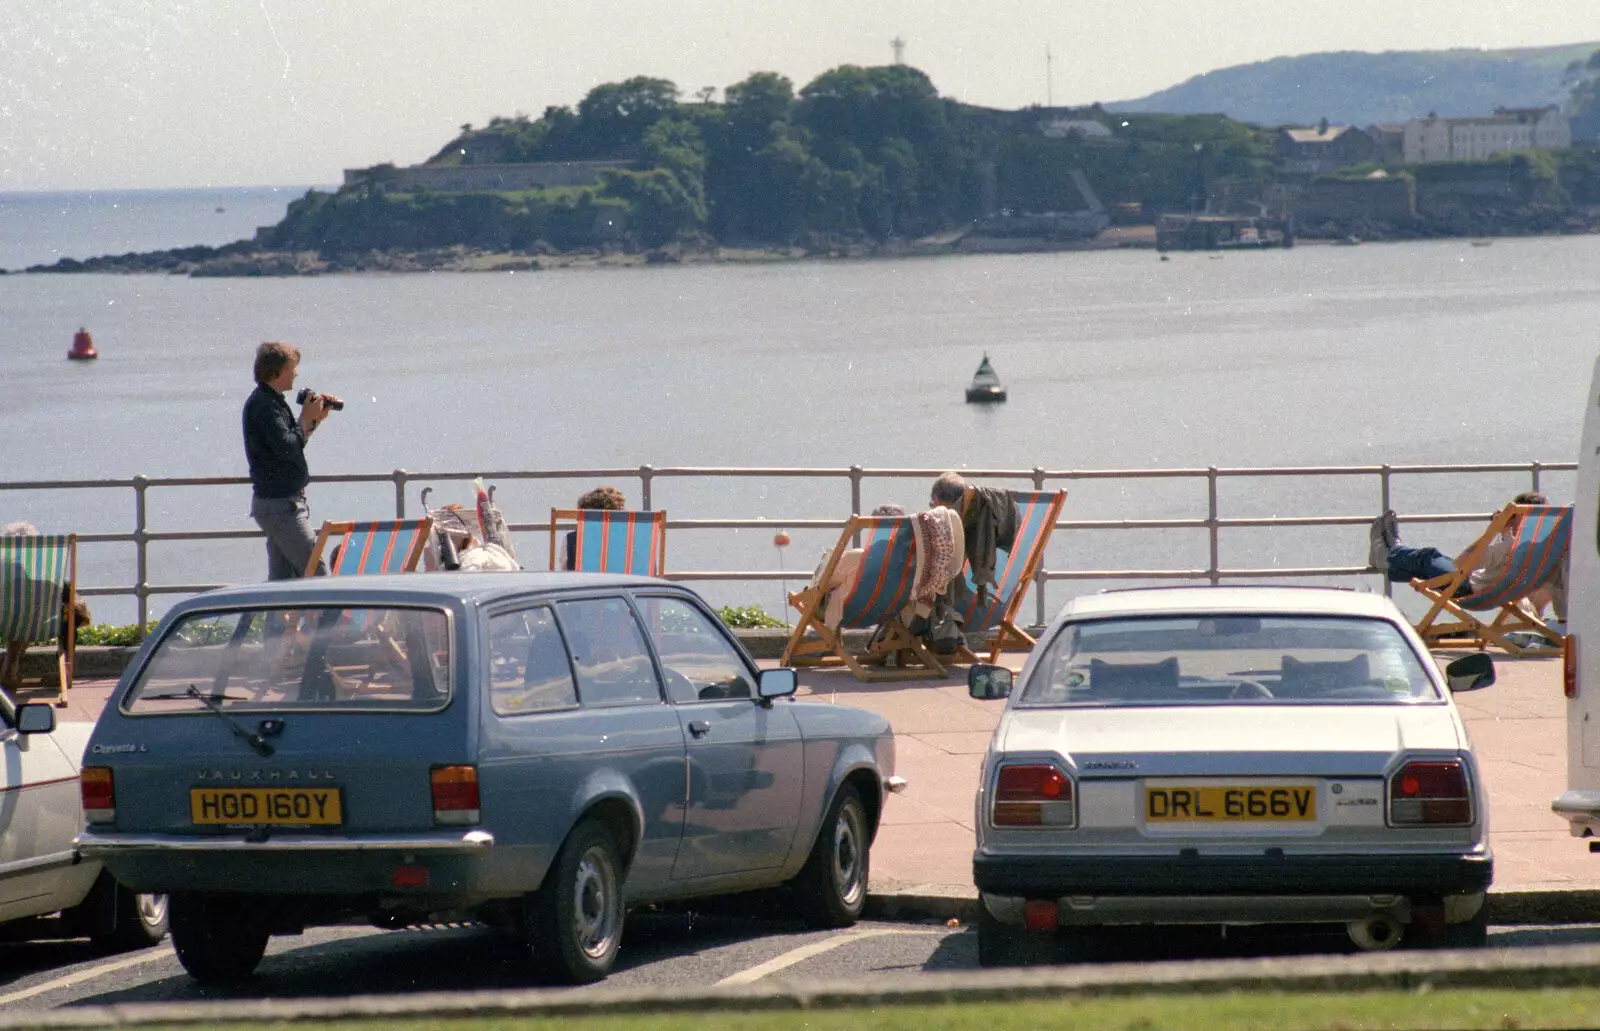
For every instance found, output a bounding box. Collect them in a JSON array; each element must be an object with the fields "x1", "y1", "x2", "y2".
[
  {"x1": 1369, "y1": 491, "x2": 1566, "y2": 623},
  {"x1": 563, "y1": 485, "x2": 627, "y2": 571},
  {"x1": 929, "y1": 471, "x2": 1018, "y2": 612}
]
